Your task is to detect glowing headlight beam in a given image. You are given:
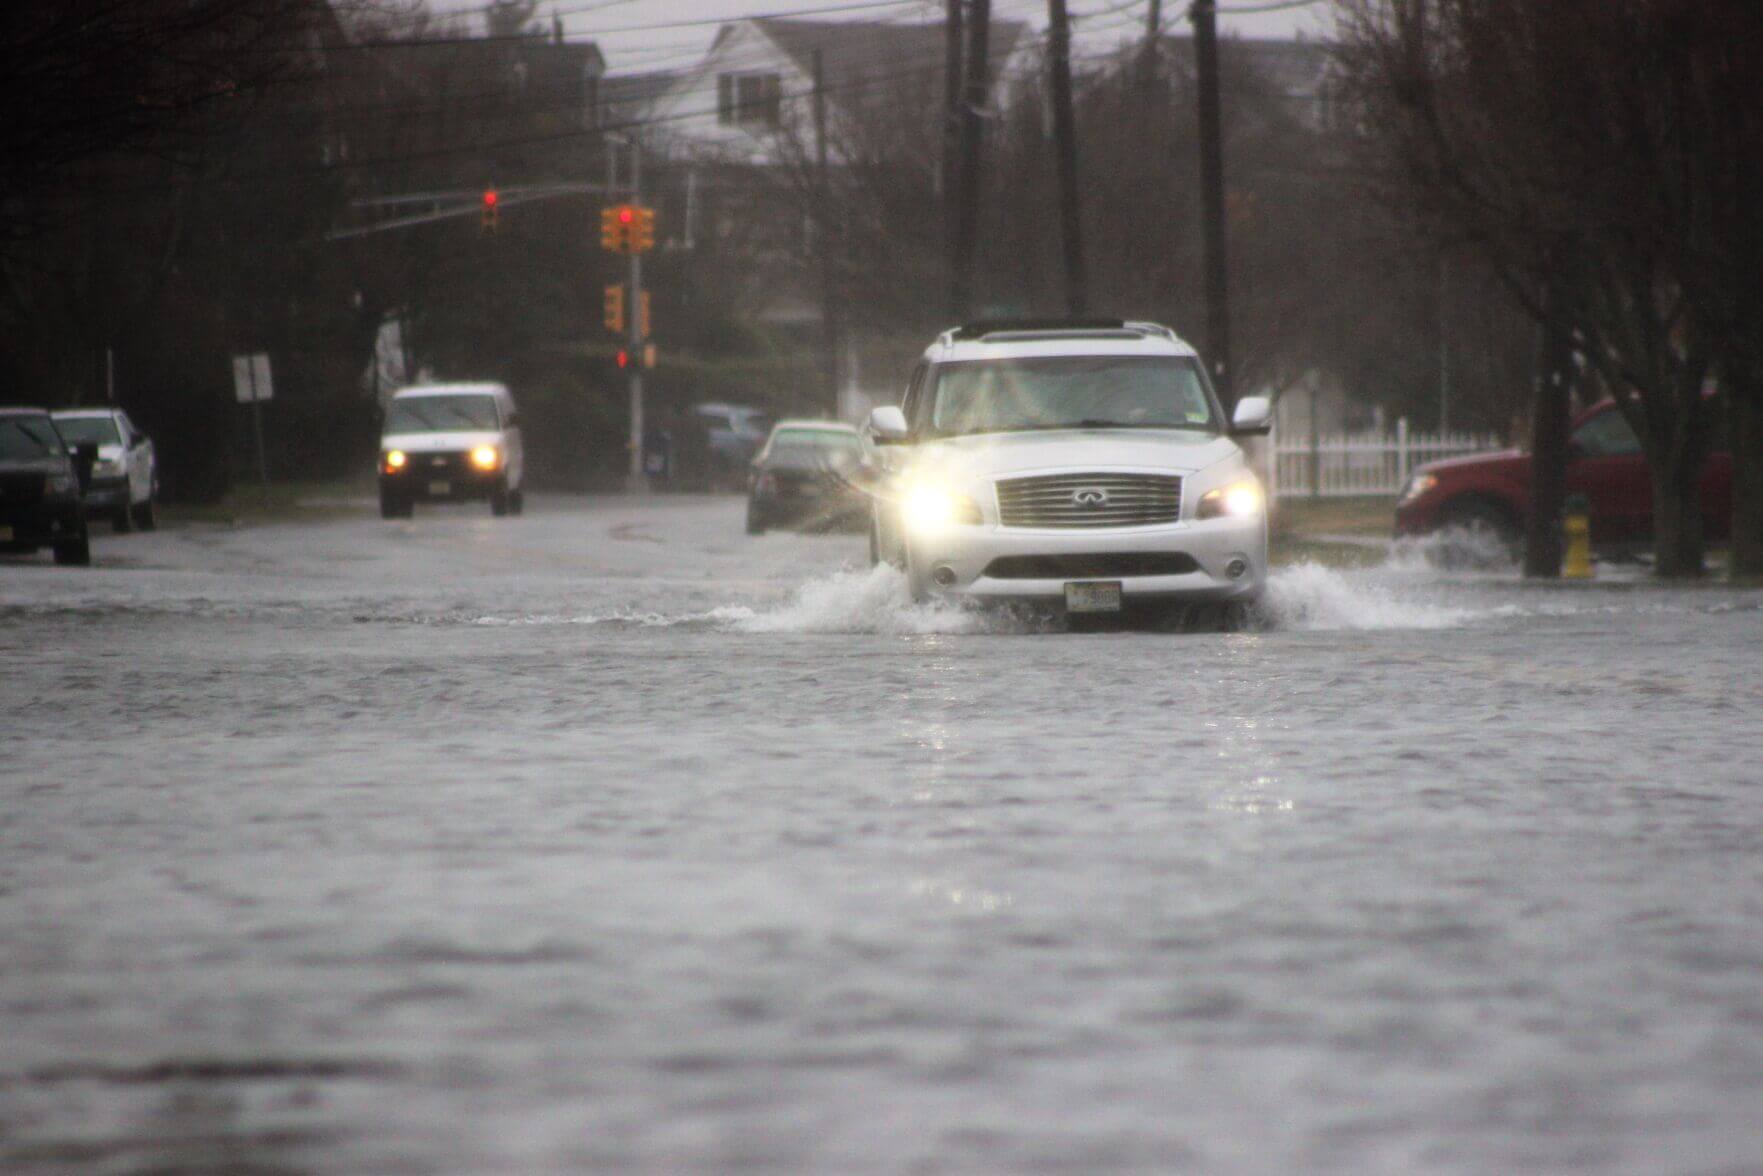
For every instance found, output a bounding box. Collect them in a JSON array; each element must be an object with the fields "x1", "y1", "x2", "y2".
[
  {"x1": 383, "y1": 449, "x2": 407, "y2": 472},
  {"x1": 1197, "y1": 479, "x2": 1264, "y2": 520},
  {"x1": 469, "y1": 445, "x2": 501, "y2": 471},
  {"x1": 903, "y1": 485, "x2": 959, "y2": 533}
]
